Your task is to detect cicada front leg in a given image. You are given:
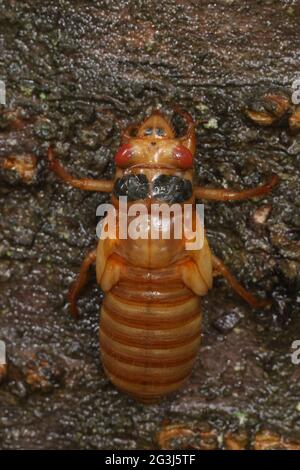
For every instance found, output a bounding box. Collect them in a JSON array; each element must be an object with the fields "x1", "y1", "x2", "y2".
[
  {"x1": 194, "y1": 174, "x2": 279, "y2": 201},
  {"x1": 47, "y1": 147, "x2": 113, "y2": 193}
]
